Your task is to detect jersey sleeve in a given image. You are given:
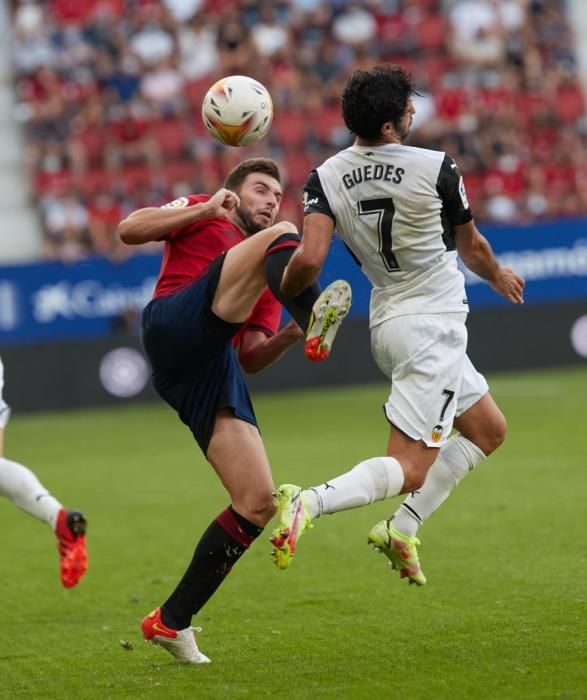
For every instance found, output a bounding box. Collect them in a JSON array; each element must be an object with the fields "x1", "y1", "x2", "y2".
[
  {"x1": 436, "y1": 155, "x2": 473, "y2": 225},
  {"x1": 302, "y1": 170, "x2": 336, "y2": 222},
  {"x1": 244, "y1": 288, "x2": 282, "y2": 337},
  {"x1": 159, "y1": 194, "x2": 209, "y2": 240}
]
